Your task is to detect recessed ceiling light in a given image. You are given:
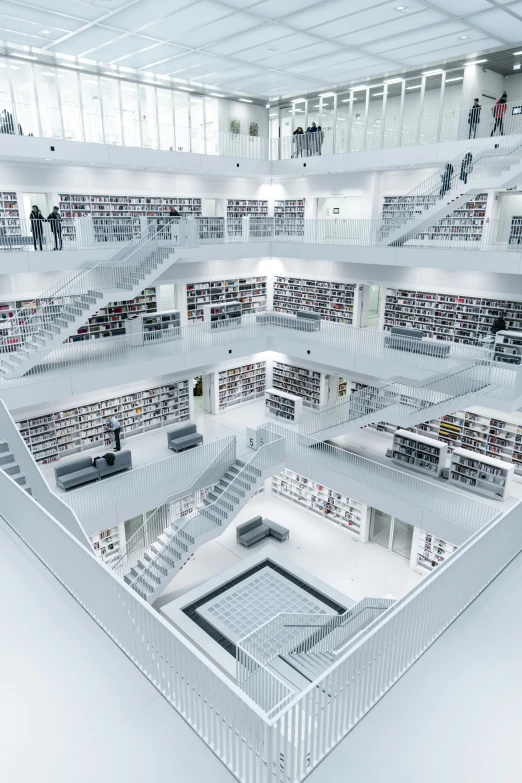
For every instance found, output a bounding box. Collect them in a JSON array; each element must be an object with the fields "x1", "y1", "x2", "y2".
[
  {"x1": 269, "y1": 113, "x2": 278, "y2": 117},
  {"x1": 292, "y1": 98, "x2": 305, "y2": 102},
  {"x1": 313, "y1": 104, "x2": 320, "y2": 107},
  {"x1": 268, "y1": 46, "x2": 278, "y2": 51},
  {"x1": 423, "y1": 69, "x2": 442, "y2": 76},
  {"x1": 210, "y1": 93, "x2": 225, "y2": 98},
  {"x1": 465, "y1": 59, "x2": 487, "y2": 65},
  {"x1": 395, "y1": 5, "x2": 408, "y2": 11},
  {"x1": 239, "y1": 98, "x2": 253, "y2": 103},
  {"x1": 16, "y1": 54, "x2": 36, "y2": 60},
  {"x1": 319, "y1": 92, "x2": 335, "y2": 97},
  {"x1": 40, "y1": 71, "x2": 55, "y2": 77},
  {"x1": 459, "y1": 35, "x2": 470, "y2": 40},
  {"x1": 341, "y1": 98, "x2": 358, "y2": 102},
  {"x1": 40, "y1": 30, "x2": 50, "y2": 34},
  {"x1": 514, "y1": 64, "x2": 521, "y2": 70},
  {"x1": 513, "y1": 51, "x2": 522, "y2": 56},
  {"x1": 177, "y1": 86, "x2": 193, "y2": 91},
  {"x1": 446, "y1": 76, "x2": 463, "y2": 82},
  {"x1": 385, "y1": 78, "x2": 403, "y2": 84},
  {"x1": 372, "y1": 92, "x2": 384, "y2": 96},
  {"x1": 406, "y1": 84, "x2": 422, "y2": 90}
]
